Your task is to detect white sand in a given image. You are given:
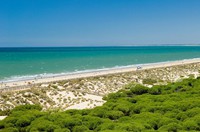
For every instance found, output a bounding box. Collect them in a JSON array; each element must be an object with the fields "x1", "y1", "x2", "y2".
[
  {"x1": 1, "y1": 58, "x2": 200, "y2": 89},
  {"x1": 0, "y1": 116, "x2": 7, "y2": 120}
]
